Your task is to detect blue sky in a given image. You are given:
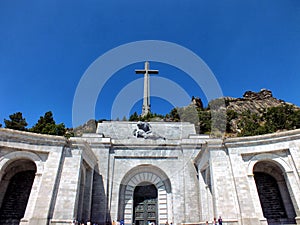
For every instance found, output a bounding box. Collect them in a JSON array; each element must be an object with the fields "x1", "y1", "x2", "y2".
[{"x1": 0, "y1": 0, "x2": 299, "y2": 128}]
